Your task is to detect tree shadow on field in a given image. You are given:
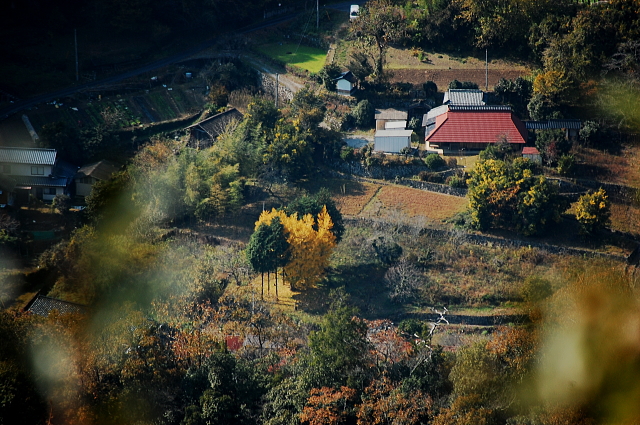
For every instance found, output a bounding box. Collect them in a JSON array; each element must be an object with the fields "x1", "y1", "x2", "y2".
[{"x1": 291, "y1": 262, "x2": 395, "y2": 319}]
